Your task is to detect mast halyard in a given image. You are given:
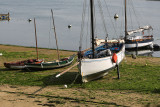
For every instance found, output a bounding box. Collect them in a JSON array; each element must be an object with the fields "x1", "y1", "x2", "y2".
[
  {"x1": 51, "y1": 9, "x2": 60, "y2": 60},
  {"x1": 124, "y1": 0, "x2": 127, "y2": 41},
  {"x1": 90, "y1": 0, "x2": 95, "y2": 58}
]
